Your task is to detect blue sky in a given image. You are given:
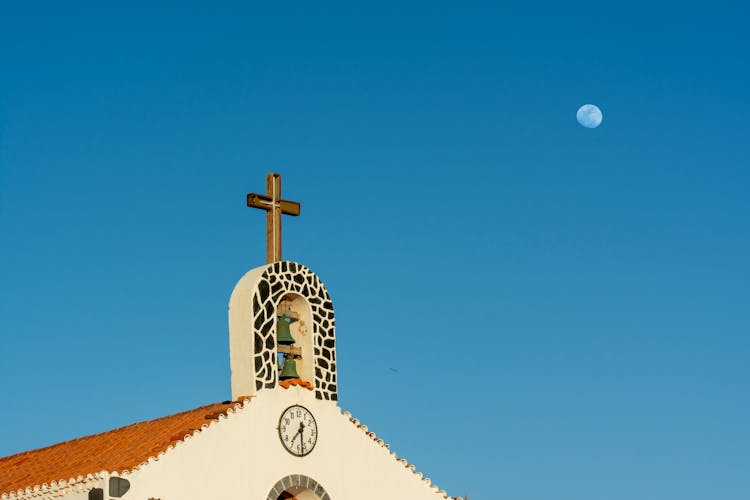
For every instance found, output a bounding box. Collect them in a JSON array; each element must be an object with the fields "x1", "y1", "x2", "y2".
[{"x1": 1, "y1": 2, "x2": 748, "y2": 499}]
